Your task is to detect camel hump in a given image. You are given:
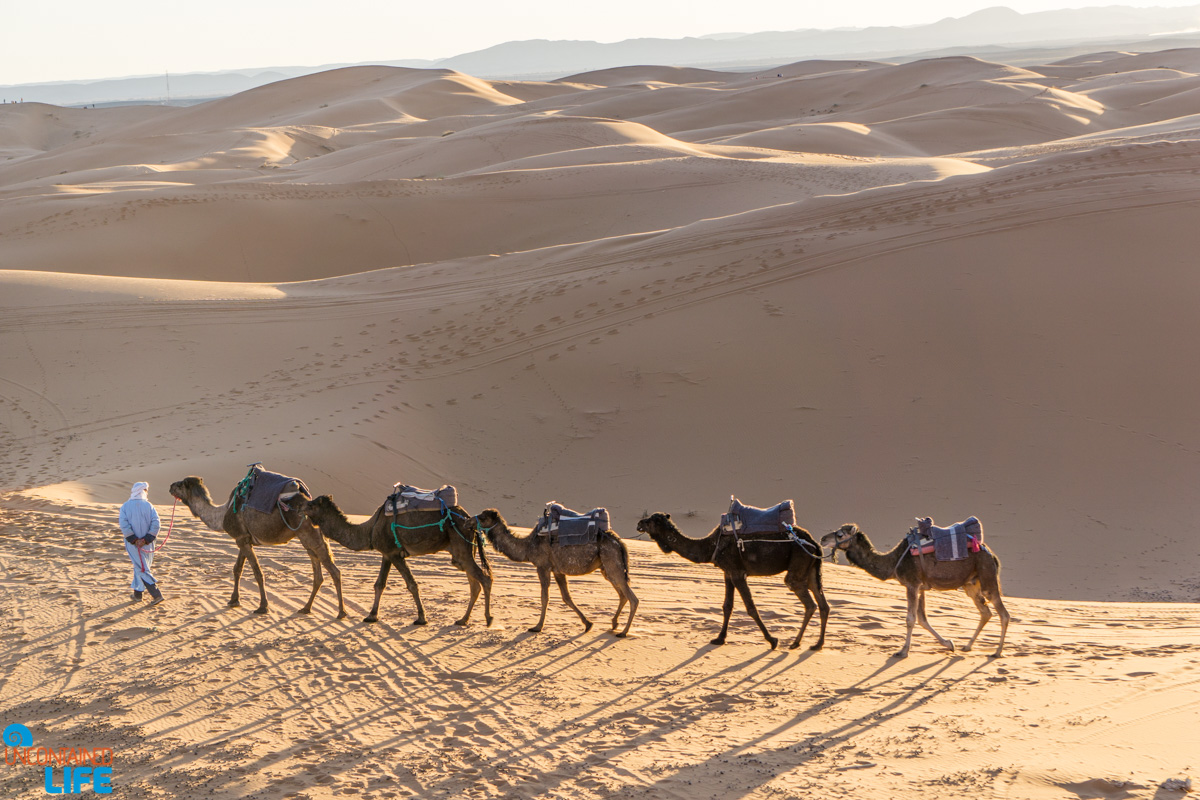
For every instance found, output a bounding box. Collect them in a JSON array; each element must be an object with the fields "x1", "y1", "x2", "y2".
[
  {"x1": 918, "y1": 515, "x2": 982, "y2": 539},
  {"x1": 241, "y1": 465, "x2": 311, "y2": 514},
  {"x1": 911, "y1": 515, "x2": 984, "y2": 561},
  {"x1": 535, "y1": 502, "x2": 608, "y2": 546},
  {"x1": 721, "y1": 497, "x2": 796, "y2": 534},
  {"x1": 386, "y1": 483, "x2": 458, "y2": 513}
]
